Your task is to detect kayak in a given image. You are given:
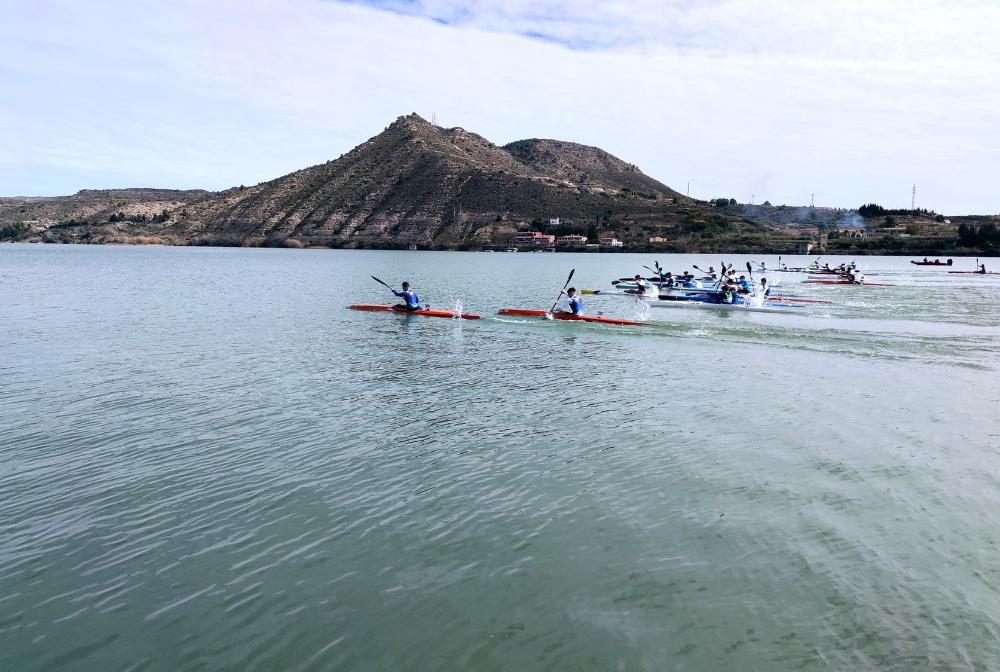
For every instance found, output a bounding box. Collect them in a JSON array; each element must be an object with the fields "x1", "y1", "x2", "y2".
[
  {"x1": 647, "y1": 300, "x2": 800, "y2": 314},
  {"x1": 766, "y1": 295, "x2": 833, "y2": 304},
  {"x1": 349, "y1": 304, "x2": 481, "y2": 319},
  {"x1": 911, "y1": 260, "x2": 952, "y2": 266},
  {"x1": 497, "y1": 308, "x2": 652, "y2": 326},
  {"x1": 803, "y1": 280, "x2": 895, "y2": 287},
  {"x1": 582, "y1": 289, "x2": 658, "y2": 297},
  {"x1": 654, "y1": 293, "x2": 812, "y2": 307},
  {"x1": 948, "y1": 271, "x2": 1000, "y2": 275}
]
